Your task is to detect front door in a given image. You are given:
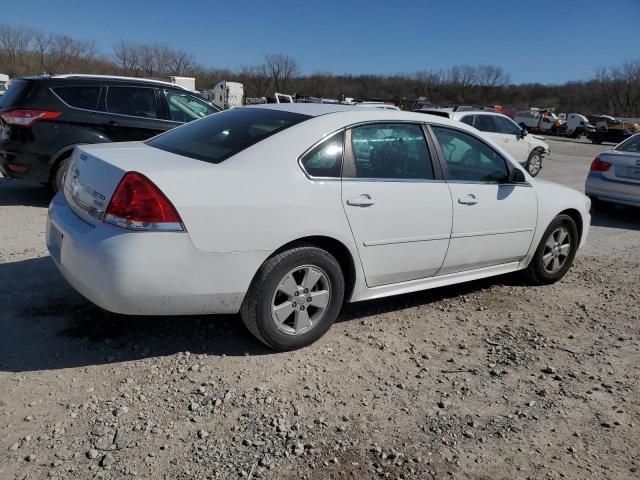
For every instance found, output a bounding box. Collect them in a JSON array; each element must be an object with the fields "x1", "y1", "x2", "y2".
[
  {"x1": 341, "y1": 123, "x2": 452, "y2": 287},
  {"x1": 430, "y1": 125, "x2": 537, "y2": 275}
]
